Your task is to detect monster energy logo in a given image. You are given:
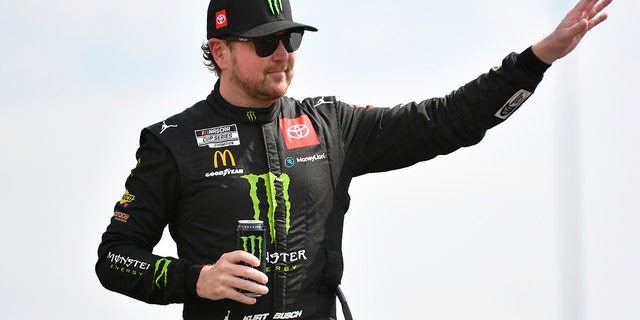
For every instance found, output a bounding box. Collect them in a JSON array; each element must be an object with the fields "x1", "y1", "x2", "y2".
[
  {"x1": 241, "y1": 235, "x2": 264, "y2": 262},
  {"x1": 242, "y1": 173, "x2": 291, "y2": 243},
  {"x1": 266, "y1": 0, "x2": 284, "y2": 15},
  {"x1": 247, "y1": 111, "x2": 257, "y2": 122},
  {"x1": 152, "y1": 258, "x2": 171, "y2": 290}
]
